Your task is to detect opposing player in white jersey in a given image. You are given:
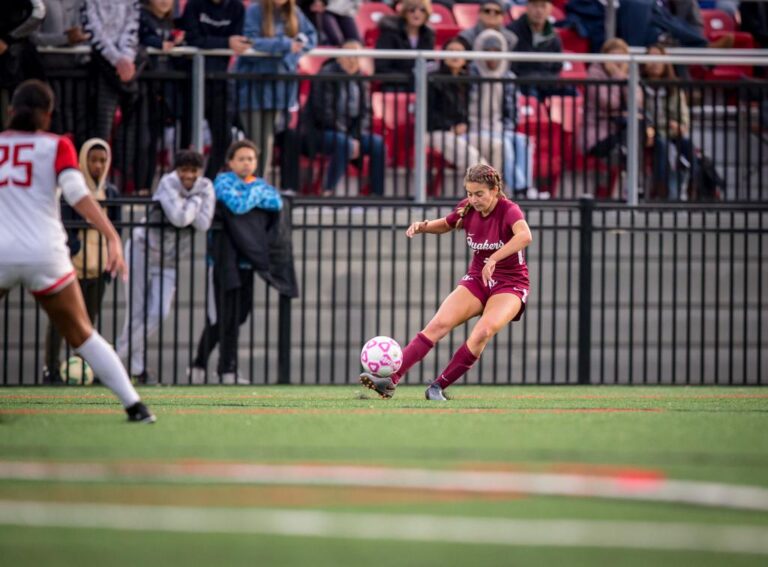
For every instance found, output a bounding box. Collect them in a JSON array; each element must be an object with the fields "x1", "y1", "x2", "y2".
[{"x1": 0, "y1": 80, "x2": 155, "y2": 423}]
